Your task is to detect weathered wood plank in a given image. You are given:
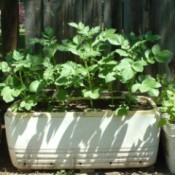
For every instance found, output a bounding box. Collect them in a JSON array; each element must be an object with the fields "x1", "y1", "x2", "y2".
[
  {"x1": 25, "y1": 0, "x2": 42, "y2": 45},
  {"x1": 43, "y1": 0, "x2": 56, "y2": 28},
  {"x1": 1, "y1": 0, "x2": 19, "y2": 58},
  {"x1": 42, "y1": 0, "x2": 83, "y2": 40},
  {"x1": 57, "y1": 0, "x2": 102, "y2": 39},
  {"x1": 105, "y1": 0, "x2": 123, "y2": 31},
  {"x1": 124, "y1": 0, "x2": 145, "y2": 34},
  {"x1": 148, "y1": 0, "x2": 162, "y2": 34},
  {"x1": 159, "y1": 0, "x2": 175, "y2": 75},
  {"x1": 82, "y1": 0, "x2": 102, "y2": 27},
  {"x1": 51, "y1": 0, "x2": 84, "y2": 62}
]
